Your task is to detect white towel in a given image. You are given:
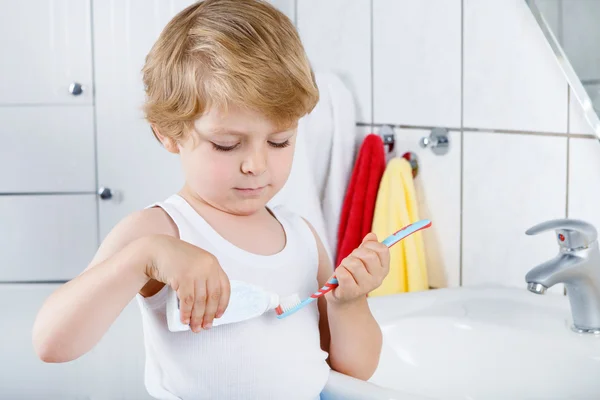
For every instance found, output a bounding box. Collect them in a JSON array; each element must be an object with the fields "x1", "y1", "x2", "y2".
[
  {"x1": 269, "y1": 72, "x2": 357, "y2": 264},
  {"x1": 268, "y1": 117, "x2": 331, "y2": 259}
]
